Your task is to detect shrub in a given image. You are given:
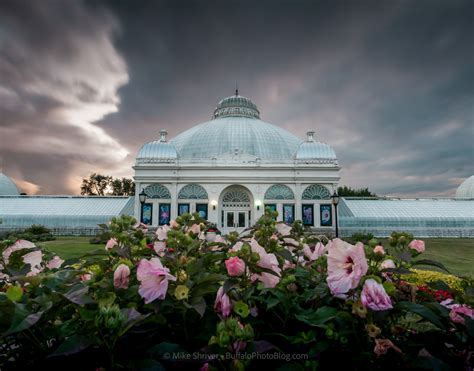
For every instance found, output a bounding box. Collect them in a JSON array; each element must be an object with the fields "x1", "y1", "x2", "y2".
[
  {"x1": 403, "y1": 268, "x2": 464, "y2": 292},
  {"x1": 0, "y1": 212, "x2": 472, "y2": 370},
  {"x1": 349, "y1": 232, "x2": 374, "y2": 244},
  {"x1": 7, "y1": 224, "x2": 55, "y2": 243}
]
